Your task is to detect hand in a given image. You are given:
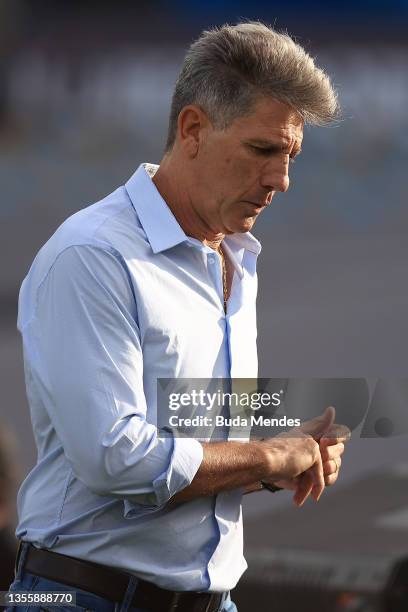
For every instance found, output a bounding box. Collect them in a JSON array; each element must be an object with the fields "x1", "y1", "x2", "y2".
[
  {"x1": 320, "y1": 422, "x2": 350, "y2": 486},
  {"x1": 292, "y1": 408, "x2": 350, "y2": 505},
  {"x1": 265, "y1": 408, "x2": 351, "y2": 507},
  {"x1": 260, "y1": 406, "x2": 336, "y2": 503}
]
